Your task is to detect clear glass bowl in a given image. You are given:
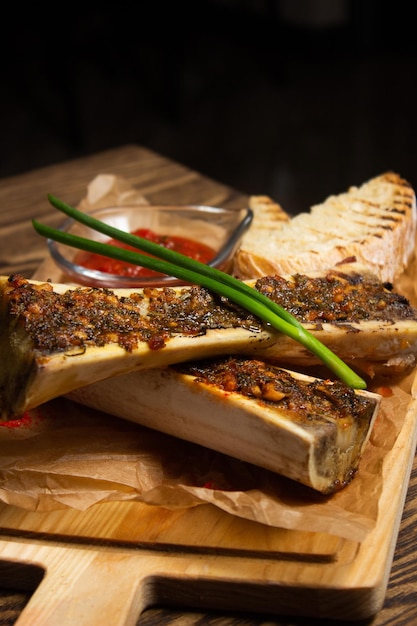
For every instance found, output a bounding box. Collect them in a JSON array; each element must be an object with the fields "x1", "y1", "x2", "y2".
[{"x1": 48, "y1": 204, "x2": 253, "y2": 288}]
